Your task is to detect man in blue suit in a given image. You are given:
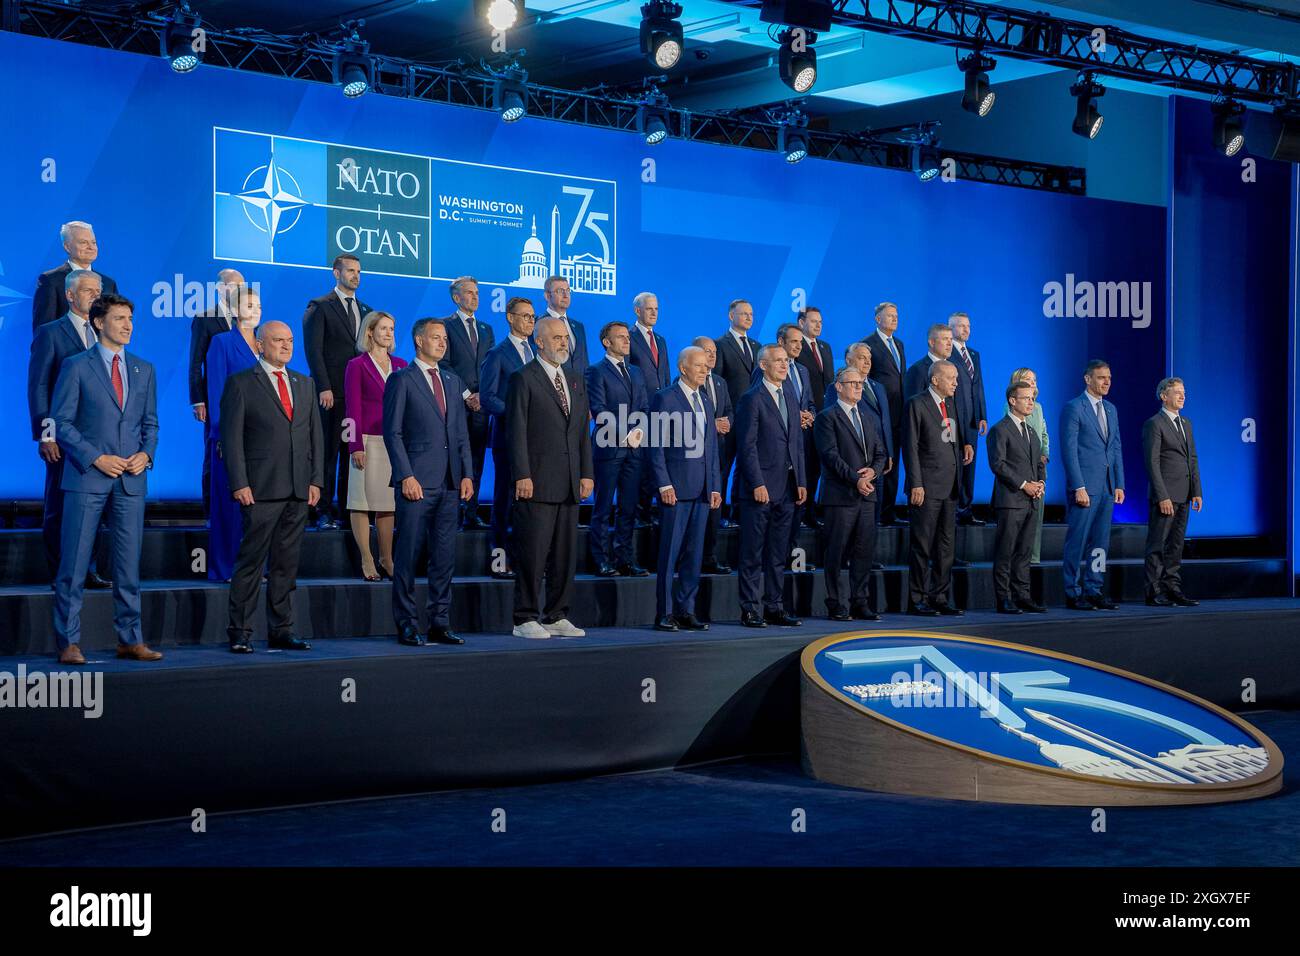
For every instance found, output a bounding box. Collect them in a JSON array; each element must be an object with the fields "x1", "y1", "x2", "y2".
[
  {"x1": 693, "y1": 336, "x2": 733, "y2": 575},
  {"x1": 480, "y1": 297, "x2": 536, "y2": 579},
  {"x1": 439, "y1": 276, "x2": 495, "y2": 529},
  {"x1": 49, "y1": 294, "x2": 160, "y2": 664},
  {"x1": 949, "y1": 312, "x2": 988, "y2": 525},
  {"x1": 649, "y1": 346, "x2": 722, "y2": 631},
  {"x1": 1060, "y1": 359, "x2": 1126, "y2": 611},
  {"x1": 28, "y1": 268, "x2": 108, "y2": 586},
  {"x1": 734, "y1": 345, "x2": 807, "y2": 628},
  {"x1": 537, "y1": 275, "x2": 590, "y2": 377},
  {"x1": 586, "y1": 320, "x2": 650, "y2": 577},
  {"x1": 627, "y1": 292, "x2": 671, "y2": 391},
  {"x1": 384, "y1": 318, "x2": 475, "y2": 646}
]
